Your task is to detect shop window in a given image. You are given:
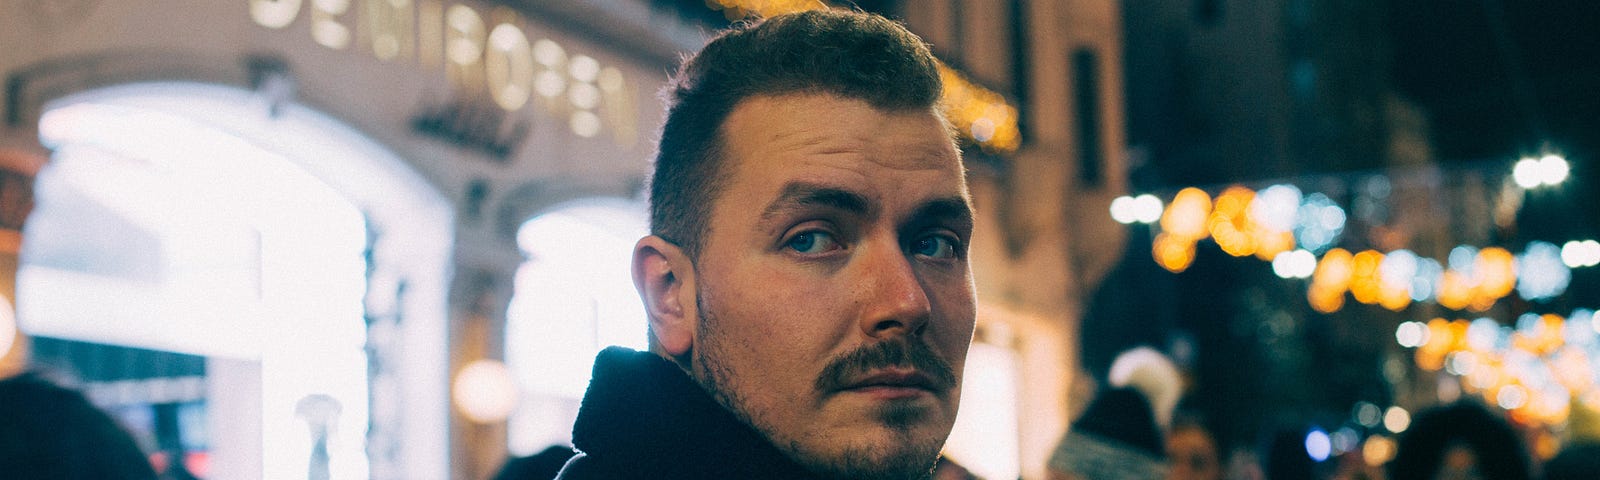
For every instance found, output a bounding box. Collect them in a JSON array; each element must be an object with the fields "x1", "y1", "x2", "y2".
[{"x1": 505, "y1": 198, "x2": 648, "y2": 454}]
